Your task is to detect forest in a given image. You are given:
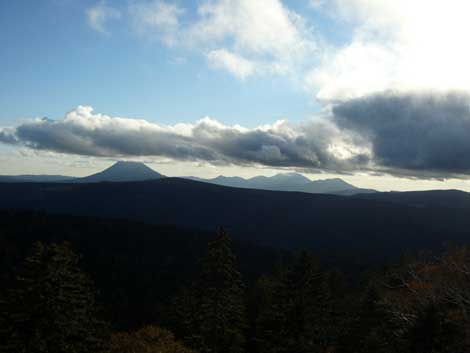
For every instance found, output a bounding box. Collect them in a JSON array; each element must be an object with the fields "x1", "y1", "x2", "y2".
[{"x1": 1, "y1": 210, "x2": 470, "y2": 353}]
